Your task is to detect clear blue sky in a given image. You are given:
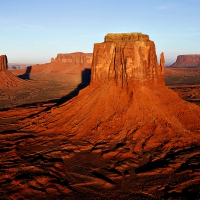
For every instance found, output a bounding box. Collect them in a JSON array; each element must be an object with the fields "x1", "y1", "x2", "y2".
[{"x1": 0, "y1": 0, "x2": 200, "y2": 66}]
